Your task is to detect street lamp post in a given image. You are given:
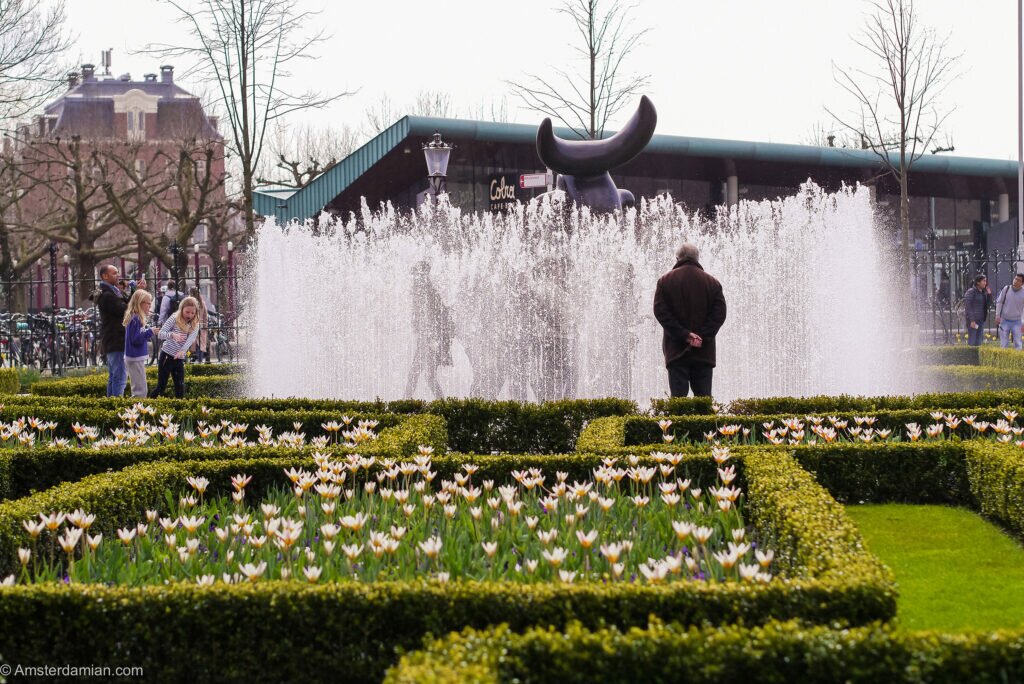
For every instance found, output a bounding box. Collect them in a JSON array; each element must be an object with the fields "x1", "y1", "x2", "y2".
[
  {"x1": 422, "y1": 131, "x2": 453, "y2": 198},
  {"x1": 62, "y1": 253, "x2": 70, "y2": 307},
  {"x1": 169, "y1": 241, "x2": 182, "y2": 288},
  {"x1": 48, "y1": 242, "x2": 59, "y2": 375},
  {"x1": 193, "y1": 242, "x2": 201, "y2": 293},
  {"x1": 226, "y1": 240, "x2": 235, "y2": 327}
]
